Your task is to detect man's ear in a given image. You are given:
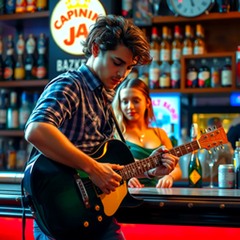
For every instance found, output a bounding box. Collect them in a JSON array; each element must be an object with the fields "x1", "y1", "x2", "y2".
[{"x1": 92, "y1": 42, "x2": 99, "y2": 57}]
